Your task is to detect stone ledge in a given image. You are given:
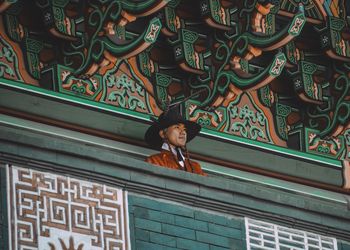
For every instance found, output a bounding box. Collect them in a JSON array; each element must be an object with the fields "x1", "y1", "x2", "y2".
[
  {"x1": 0, "y1": 80, "x2": 343, "y2": 187},
  {"x1": 0, "y1": 123, "x2": 349, "y2": 240}
]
